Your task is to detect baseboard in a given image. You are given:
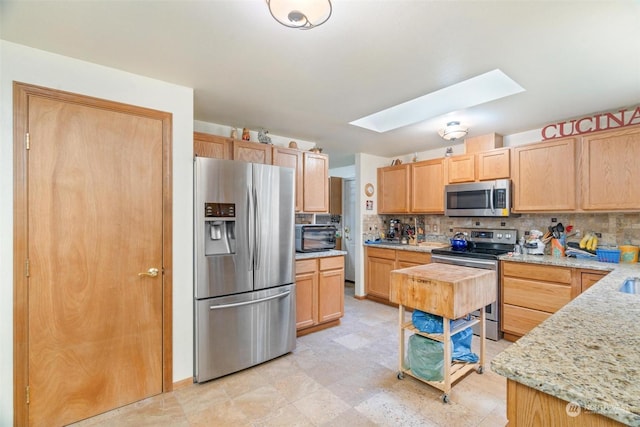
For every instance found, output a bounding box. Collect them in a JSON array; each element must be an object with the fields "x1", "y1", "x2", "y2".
[
  {"x1": 172, "y1": 377, "x2": 194, "y2": 391},
  {"x1": 296, "y1": 319, "x2": 340, "y2": 337}
]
